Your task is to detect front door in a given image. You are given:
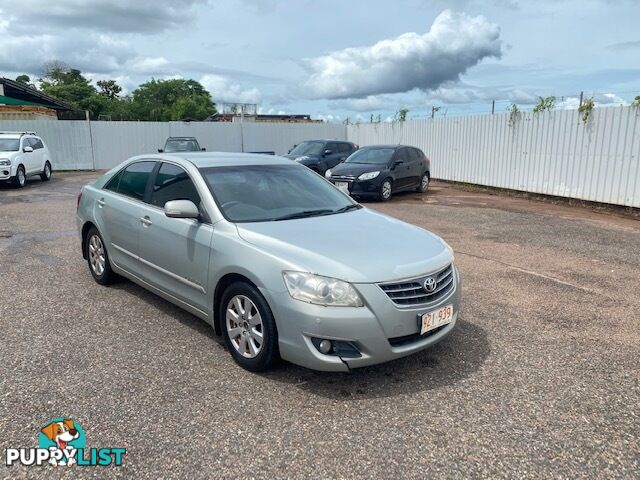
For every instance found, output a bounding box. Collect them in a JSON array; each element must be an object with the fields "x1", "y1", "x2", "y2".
[
  {"x1": 137, "y1": 162, "x2": 213, "y2": 314},
  {"x1": 392, "y1": 148, "x2": 413, "y2": 189}
]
